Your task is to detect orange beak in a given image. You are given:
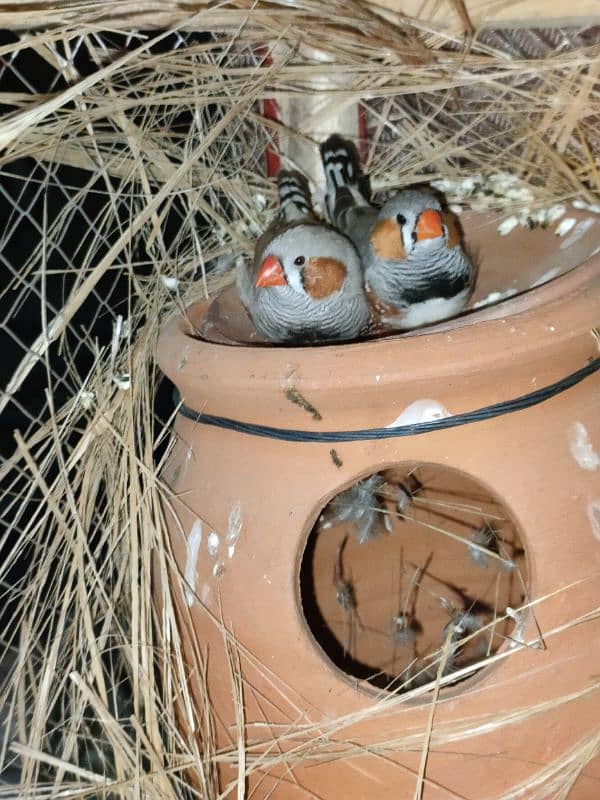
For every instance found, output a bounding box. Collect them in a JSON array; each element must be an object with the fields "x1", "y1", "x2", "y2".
[
  {"x1": 255, "y1": 254, "x2": 287, "y2": 288},
  {"x1": 415, "y1": 209, "x2": 443, "y2": 241}
]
